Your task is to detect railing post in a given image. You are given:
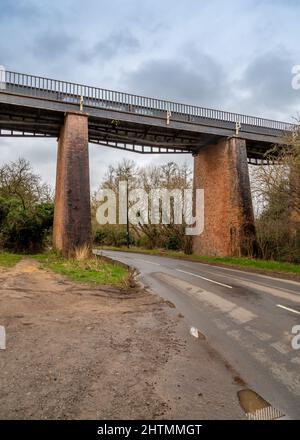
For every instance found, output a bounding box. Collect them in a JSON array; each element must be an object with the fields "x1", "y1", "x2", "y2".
[{"x1": 2, "y1": 70, "x2": 293, "y2": 132}]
